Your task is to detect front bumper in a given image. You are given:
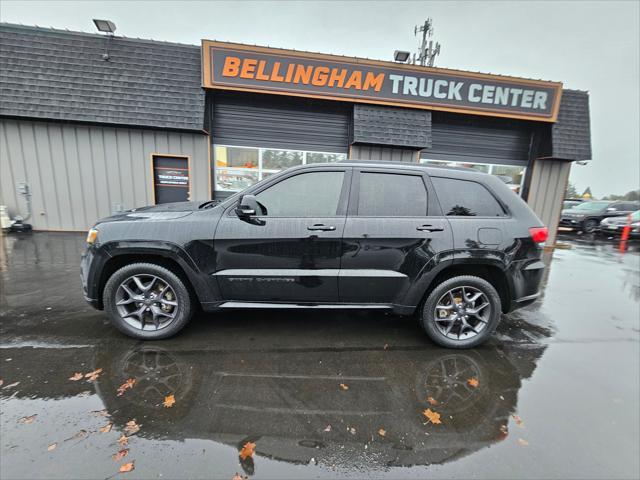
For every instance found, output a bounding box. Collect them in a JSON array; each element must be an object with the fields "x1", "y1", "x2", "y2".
[
  {"x1": 559, "y1": 217, "x2": 584, "y2": 229},
  {"x1": 597, "y1": 224, "x2": 640, "y2": 237},
  {"x1": 80, "y1": 246, "x2": 102, "y2": 310}
]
